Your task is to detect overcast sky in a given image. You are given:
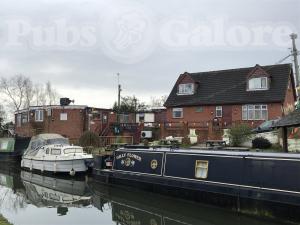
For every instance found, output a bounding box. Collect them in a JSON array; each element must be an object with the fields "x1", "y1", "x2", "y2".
[{"x1": 0, "y1": 0, "x2": 299, "y2": 108}]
